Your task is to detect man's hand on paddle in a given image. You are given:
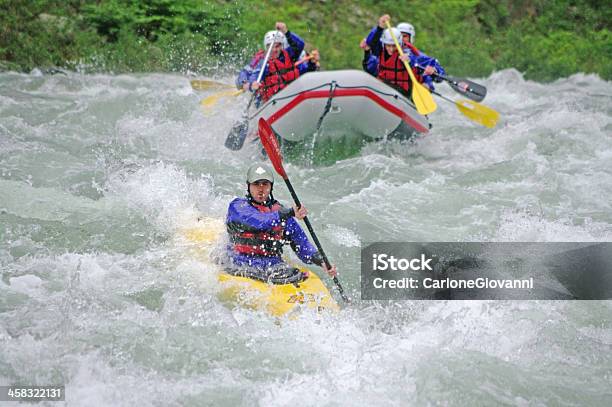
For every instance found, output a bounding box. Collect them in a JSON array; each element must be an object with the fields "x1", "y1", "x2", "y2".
[
  {"x1": 323, "y1": 263, "x2": 337, "y2": 278},
  {"x1": 293, "y1": 205, "x2": 307, "y2": 220},
  {"x1": 275, "y1": 22, "x2": 288, "y2": 34},
  {"x1": 423, "y1": 65, "x2": 436, "y2": 75},
  {"x1": 378, "y1": 14, "x2": 390, "y2": 28},
  {"x1": 359, "y1": 38, "x2": 370, "y2": 51}
]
